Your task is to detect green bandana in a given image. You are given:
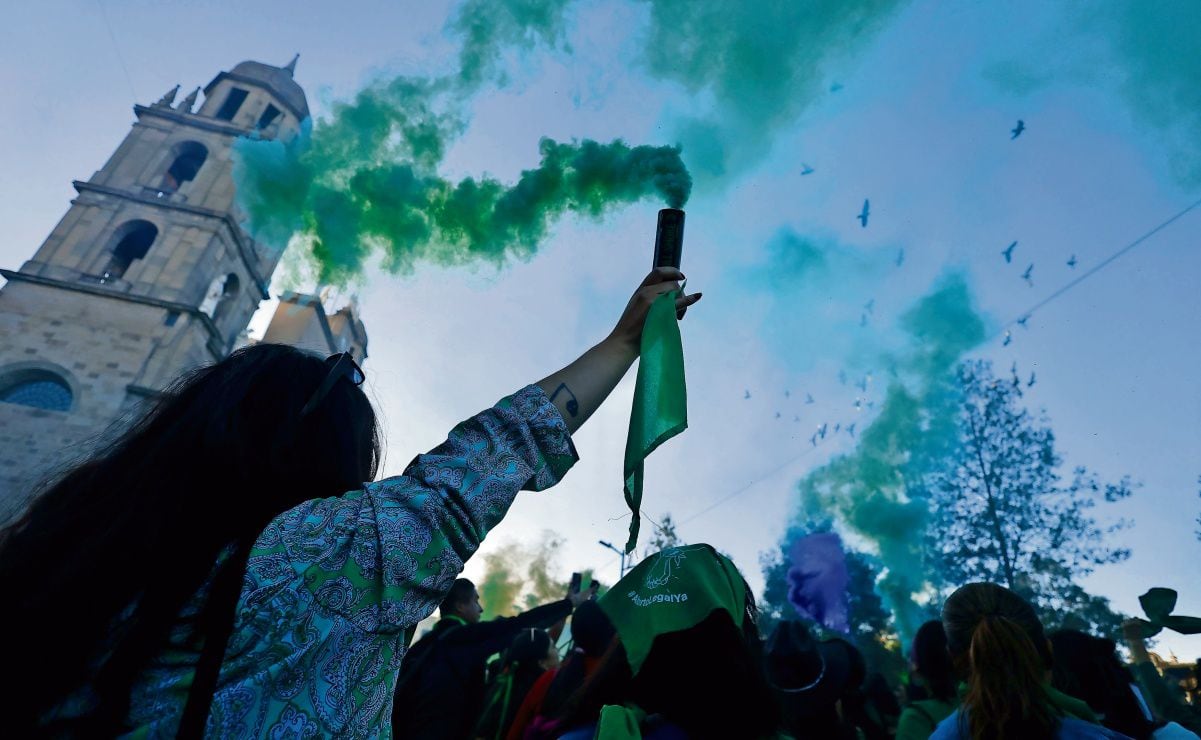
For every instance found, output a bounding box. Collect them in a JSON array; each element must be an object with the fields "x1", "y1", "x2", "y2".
[
  {"x1": 599, "y1": 543, "x2": 746, "y2": 675},
  {"x1": 595, "y1": 544, "x2": 747, "y2": 739},
  {"x1": 622, "y1": 287, "x2": 688, "y2": 553}
]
